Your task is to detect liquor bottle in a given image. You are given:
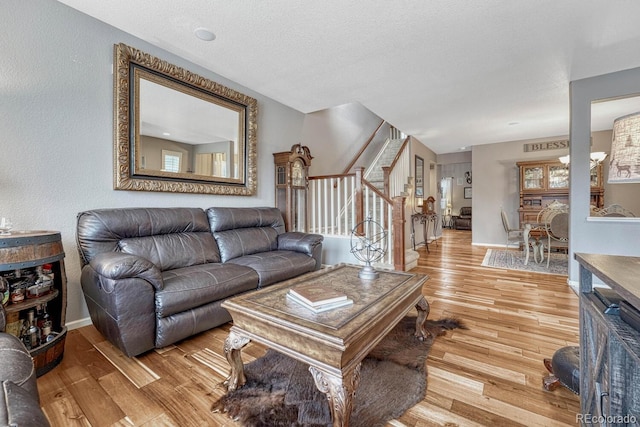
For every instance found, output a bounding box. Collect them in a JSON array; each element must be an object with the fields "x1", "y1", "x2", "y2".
[
  {"x1": 36, "y1": 304, "x2": 46, "y2": 329},
  {"x1": 19, "y1": 319, "x2": 30, "y2": 349},
  {"x1": 23, "y1": 310, "x2": 40, "y2": 349},
  {"x1": 39, "y1": 304, "x2": 53, "y2": 342}
]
